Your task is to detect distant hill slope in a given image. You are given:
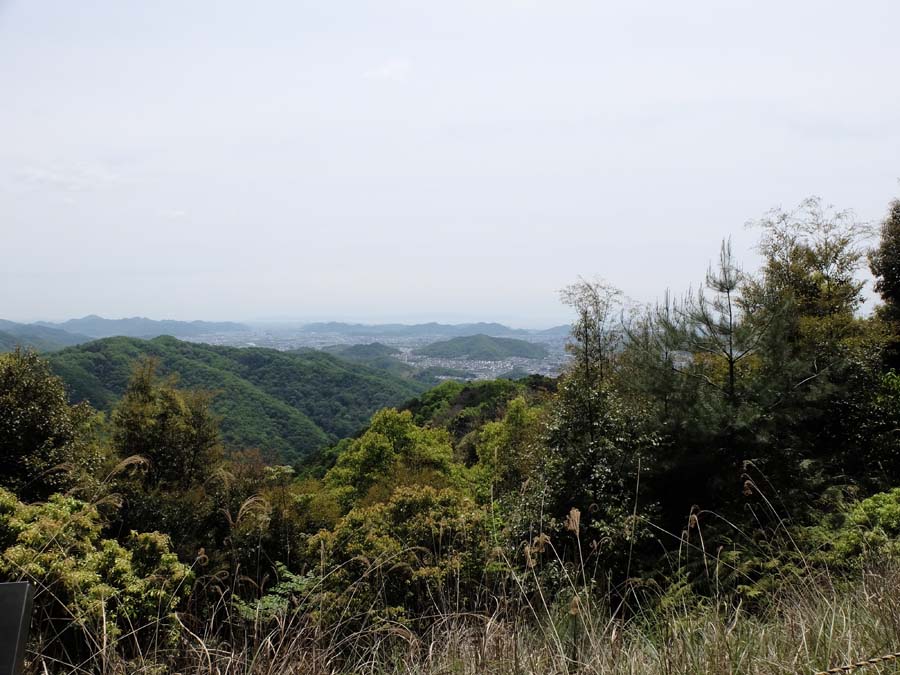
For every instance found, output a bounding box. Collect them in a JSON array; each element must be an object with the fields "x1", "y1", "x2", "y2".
[
  {"x1": 415, "y1": 334, "x2": 548, "y2": 360},
  {"x1": 0, "y1": 319, "x2": 92, "y2": 352},
  {"x1": 38, "y1": 315, "x2": 249, "y2": 338},
  {"x1": 48, "y1": 336, "x2": 426, "y2": 463},
  {"x1": 536, "y1": 324, "x2": 572, "y2": 338}
]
